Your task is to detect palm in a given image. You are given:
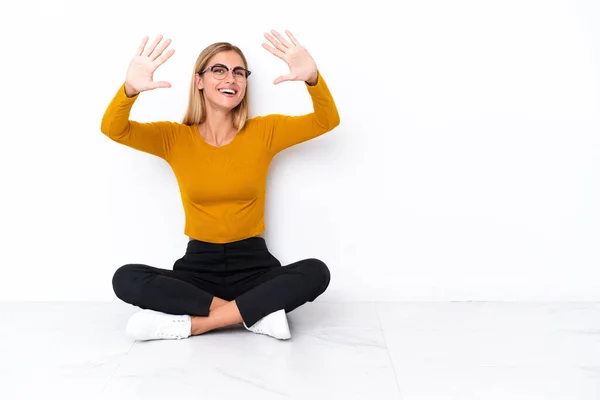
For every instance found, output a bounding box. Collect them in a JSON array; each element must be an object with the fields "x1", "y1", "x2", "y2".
[
  {"x1": 126, "y1": 35, "x2": 175, "y2": 94},
  {"x1": 126, "y1": 56, "x2": 160, "y2": 91},
  {"x1": 263, "y1": 30, "x2": 318, "y2": 85}
]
